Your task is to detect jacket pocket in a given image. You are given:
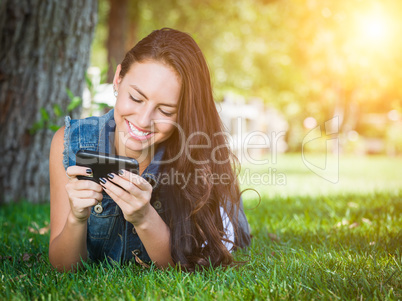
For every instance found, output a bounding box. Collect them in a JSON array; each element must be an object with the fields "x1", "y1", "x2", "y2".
[{"x1": 87, "y1": 194, "x2": 119, "y2": 240}]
